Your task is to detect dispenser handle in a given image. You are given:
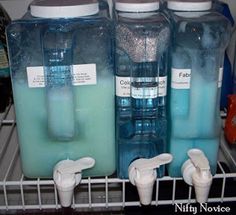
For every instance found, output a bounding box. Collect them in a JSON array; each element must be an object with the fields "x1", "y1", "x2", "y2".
[
  {"x1": 53, "y1": 158, "x2": 95, "y2": 207},
  {"x1": 188, "y1": 149, "x2": 210, "y2": 171},
  {"x1": 57, "y1": 157, "x2": 95, "y2": 174},
  {"x1": 134, "y1": 154, "x2": 173, "y2": 171},
  {"x1": 128, "y1": 153, "x2": 173, "y2": 205}
]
